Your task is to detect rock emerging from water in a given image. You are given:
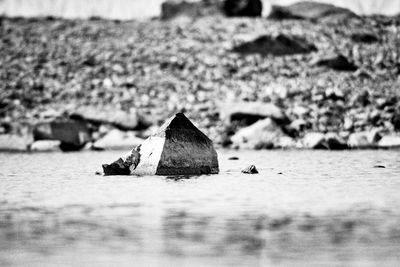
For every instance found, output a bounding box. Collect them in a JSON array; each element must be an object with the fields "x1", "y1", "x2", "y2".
[
  {"x1": 102, "y1": 113, "x2": 219, "y2": 176},
  {"x1": 242, "y1": 165, "x2": 258, "y2": 174}
]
